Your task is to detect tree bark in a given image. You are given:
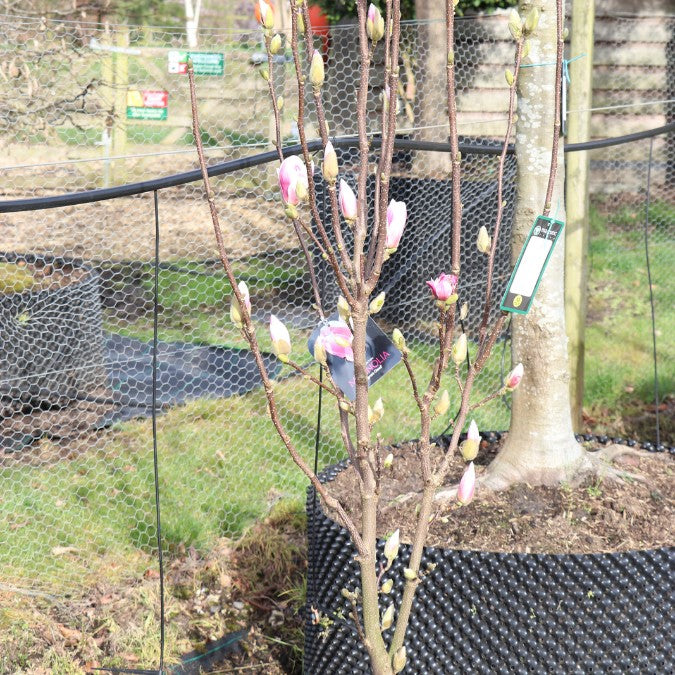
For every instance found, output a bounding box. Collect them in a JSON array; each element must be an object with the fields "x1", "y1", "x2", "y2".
[
  {"x1": 483, "y1": 0, "x2": 586, "y2": 490},
  {"x1": 414, "y1": 0, "x2": 452, "y2": 173}
]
